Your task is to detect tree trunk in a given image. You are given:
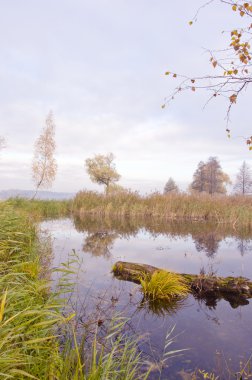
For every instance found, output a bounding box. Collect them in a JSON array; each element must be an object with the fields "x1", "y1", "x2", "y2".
[{"x1": 113, "y1": 261, "x2": 252, "y2": 308}]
